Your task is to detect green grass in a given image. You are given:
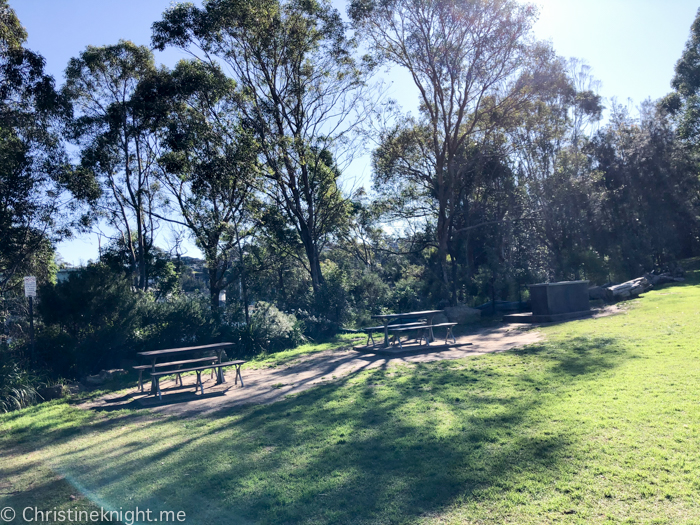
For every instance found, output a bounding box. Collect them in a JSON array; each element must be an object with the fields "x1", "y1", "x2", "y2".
[{"x1": 2, "y1": 276, "x2": 700, "y2": 524}]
